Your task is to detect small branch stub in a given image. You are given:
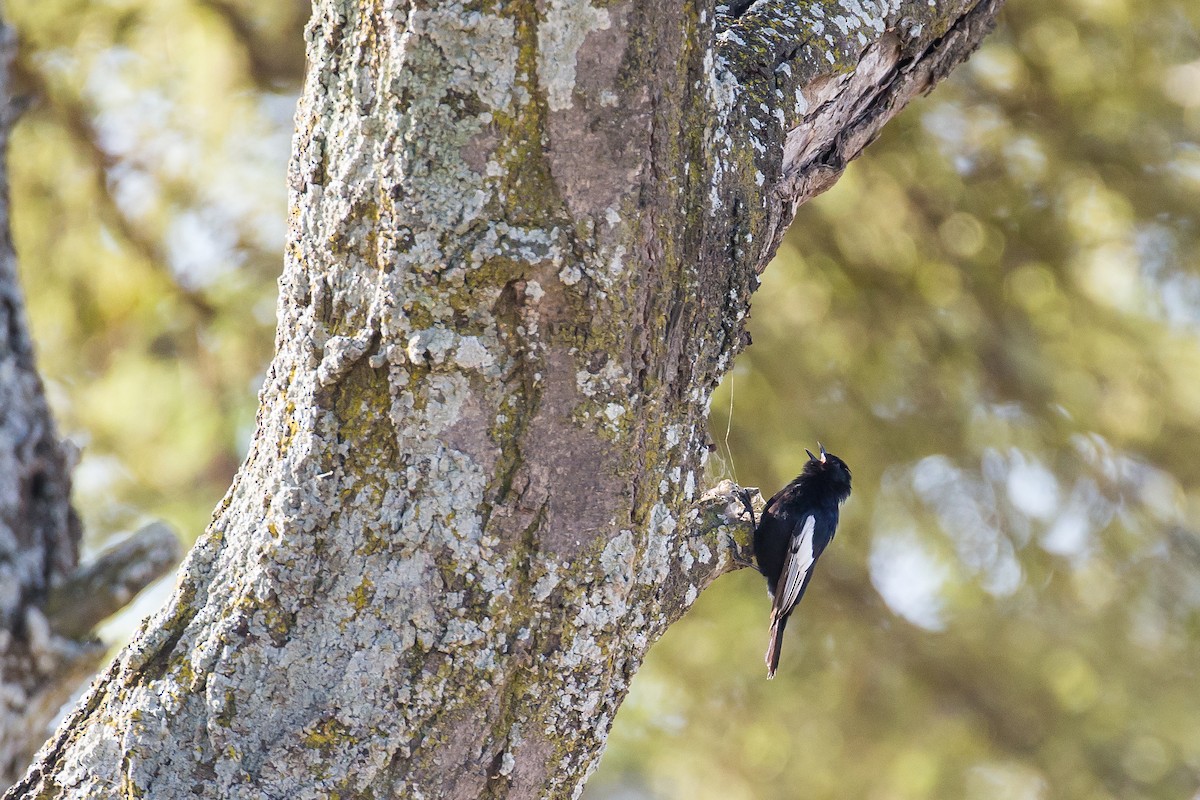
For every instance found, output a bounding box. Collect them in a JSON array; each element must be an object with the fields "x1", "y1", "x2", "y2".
[{"x1": 44, "y1": 521, "x2": 183, "y2": 640}]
